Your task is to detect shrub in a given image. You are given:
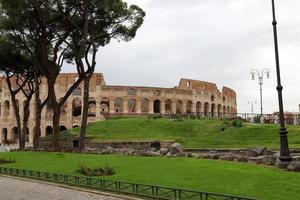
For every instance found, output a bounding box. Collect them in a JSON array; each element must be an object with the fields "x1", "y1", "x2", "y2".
[
  {"x1": 232, "y1": 120, "x2": 243, "y2": 128},
  {"x1": 77, "y1": 164, "x2": 116, "y2": 176},
  {"x1": 0, "y1": 158, "x2": 16, "y2": 164}
]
